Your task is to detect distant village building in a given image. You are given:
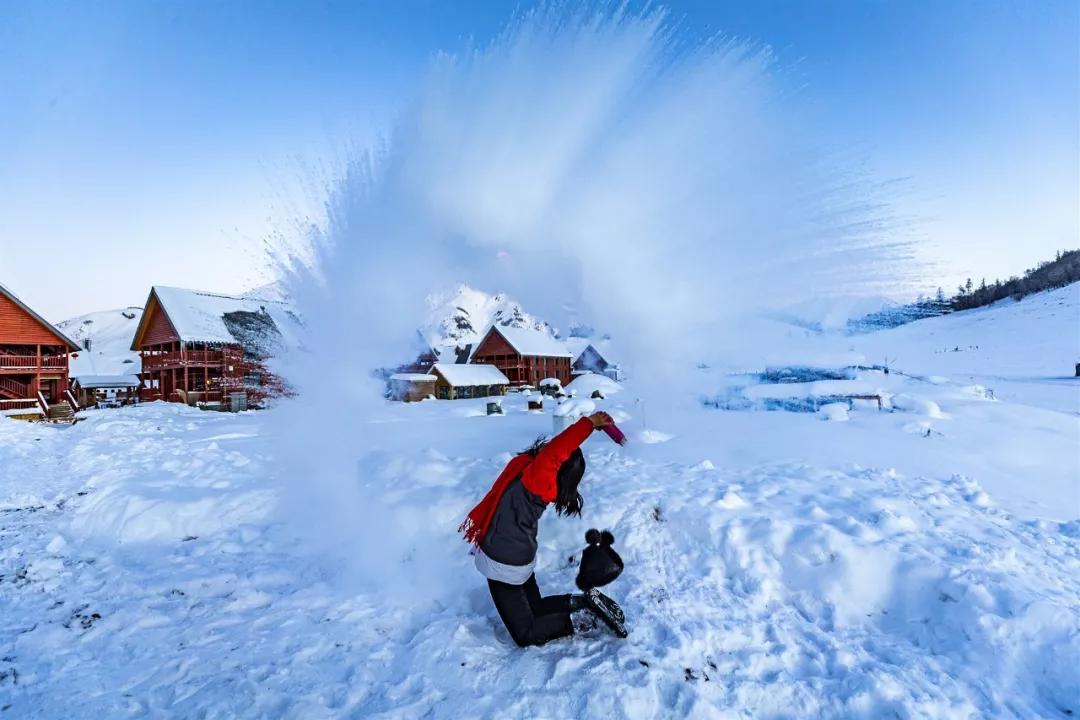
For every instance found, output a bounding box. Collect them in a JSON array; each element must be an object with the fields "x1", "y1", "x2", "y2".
[
  {"x1": 471, "y1": 326, "x2": 573, "y2": 387},
  {"x1": 430, "y1": 362, "x2": 509, "y2": 400},
  {"x1": 130, "y1": 286, "x2": 298, "y2": 408},
  {"x1": 388, "y1": 373, "x2": 437, "y2": 402},
  {"x1": 569, "y1": 341, "x2": 622, "y2": 381},
  {"x1": 0, "y1": 283, "x2": 81, "y2": 419},
  {"x1": 72, "y1": 375, "x2": 141, "y2": 408}
]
